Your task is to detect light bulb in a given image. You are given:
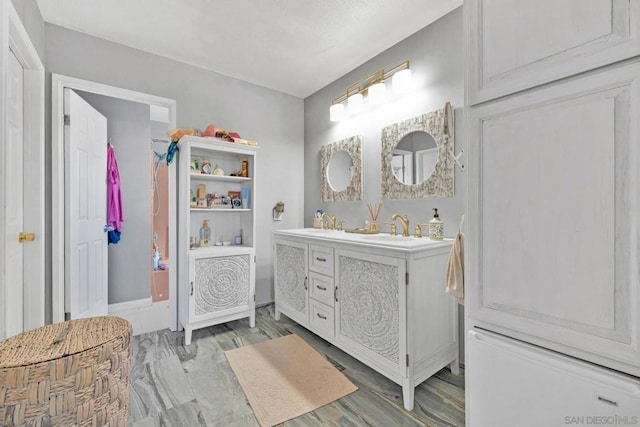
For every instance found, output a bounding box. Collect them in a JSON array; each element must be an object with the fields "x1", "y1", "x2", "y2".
[
  {"x1": 347, "y1": 93, "x2": 363, "y2": 114},
  {"x1": 367, "y1": 82, "x2": 386, "y2": 104},
  {"x1": 392, "y1": 68, "x2": 412, "y2": 94},
  {"x1": 329, "y1": 103, "x2": 346, "y2": 122}
]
